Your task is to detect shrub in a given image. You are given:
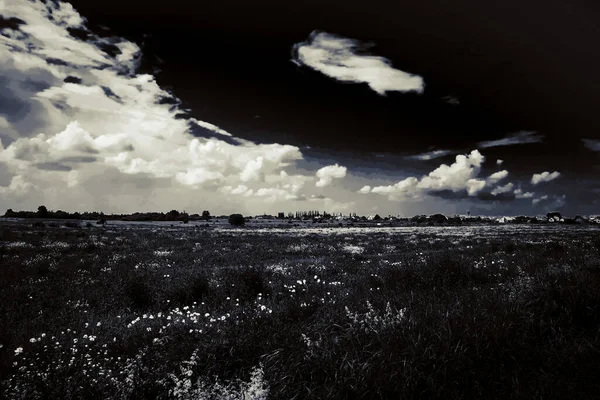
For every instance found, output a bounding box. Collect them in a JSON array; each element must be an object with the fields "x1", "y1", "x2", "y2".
[{"x1": 229, "y1": 214, "x2": 245, "y2": 226}]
